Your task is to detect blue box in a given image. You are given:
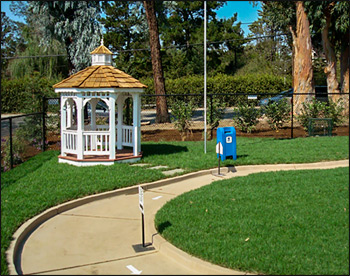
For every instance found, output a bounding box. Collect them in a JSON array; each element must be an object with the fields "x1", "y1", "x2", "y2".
[{"x1": 217, "y1": 127, "x2": 237, "y2": 161}]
